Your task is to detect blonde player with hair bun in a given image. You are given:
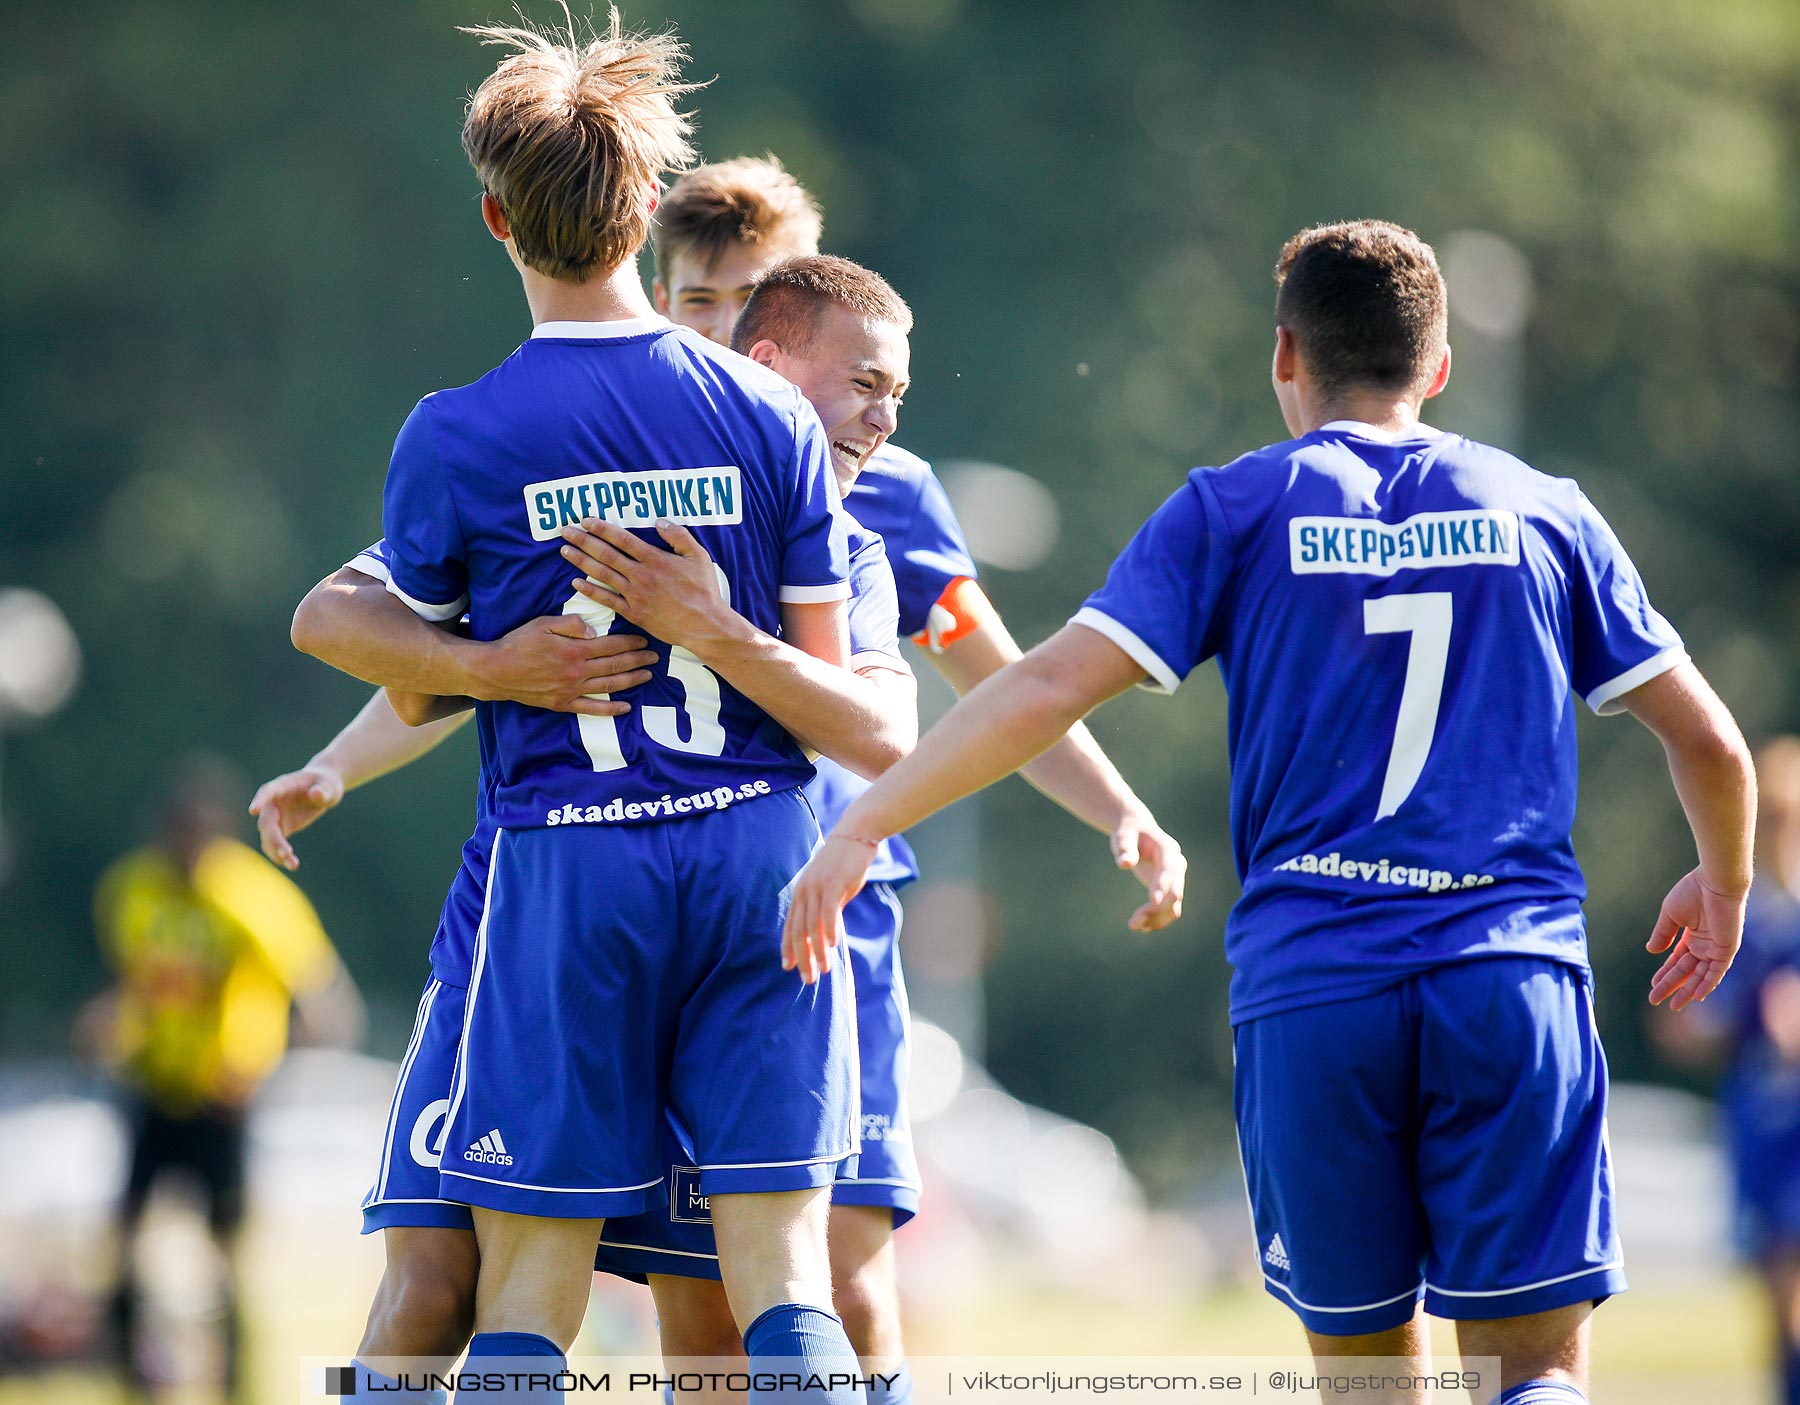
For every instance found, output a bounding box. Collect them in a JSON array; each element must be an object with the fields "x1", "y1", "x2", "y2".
[{"x1": 289, "y1": 13, "x2": 883, "y2": 1402}]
